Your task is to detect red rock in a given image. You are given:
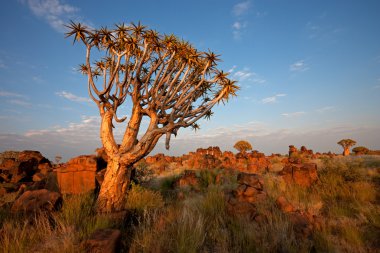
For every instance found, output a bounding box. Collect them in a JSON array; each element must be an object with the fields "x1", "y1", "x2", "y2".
[
  {"x1": 175, "y1": 170, "x2": 199, "y2": 189},
  {"x1": 237, "y1": 173, "x2": 264, "y2": 190},
  {"x1": 11, "y1": 189, "x2": 62, "y2": 213},
  {"x1": 243, "y1": 186, "x2": 259, "y2": 197},
  {"x1": 33, "y1": 172, "x2": 45, "y2": 182},
  {"x1": 57, "y1": 155, "x2": 97, "y2": 194},
  {"x1": 0, "y1": 158, "x2": 18, "y2": 170},
  {"x1": 276, "y1": 196, "x2": 295, "y2": 213},
  {"x1": 279, "y1": 163, "x2": 318, "y2": 187},
  {"x1": 82, "y1": 229, "x2": 121, "y2": 253}
]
